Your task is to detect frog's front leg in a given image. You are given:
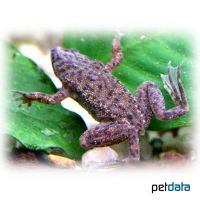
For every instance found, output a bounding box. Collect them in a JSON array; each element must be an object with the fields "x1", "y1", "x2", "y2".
[
  {"x1": 105, "y1": 34, "x2": 123, "y2": 72},
  {"x1": 80, "y1": 122, "x2": 140, "y2": 161},
  {"x1": 149, "y1": 64, "x2": 189, "y2": 120},
  {"x1": 14, "y1": 88, "x2": 70, "y2": 106}
]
